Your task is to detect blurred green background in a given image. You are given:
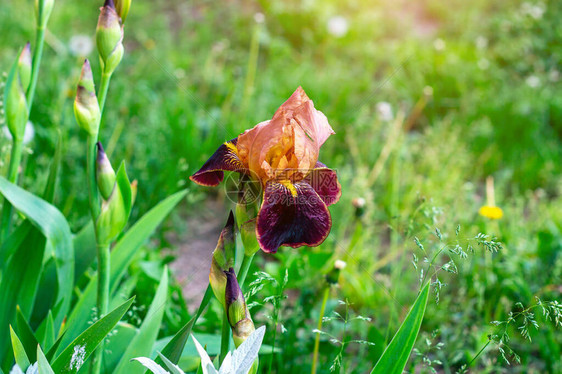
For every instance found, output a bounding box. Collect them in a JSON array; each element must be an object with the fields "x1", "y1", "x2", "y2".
[{"x1": 1, "y1": 0, "x2": 561, "y2": 372}]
